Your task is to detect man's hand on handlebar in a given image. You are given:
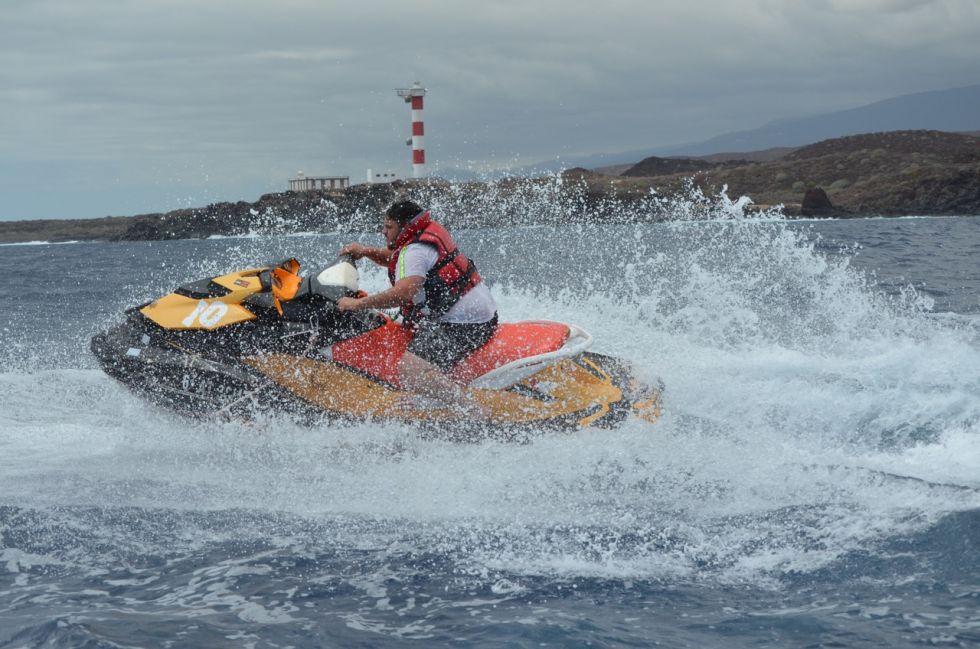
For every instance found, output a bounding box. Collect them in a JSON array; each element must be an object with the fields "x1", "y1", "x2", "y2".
[
  {"x1": 339, "y1": 243, "x2": 368, "y2": 260},
  {"x1": 336, "y1": 296, "x2": 363, "y2": 312}
]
